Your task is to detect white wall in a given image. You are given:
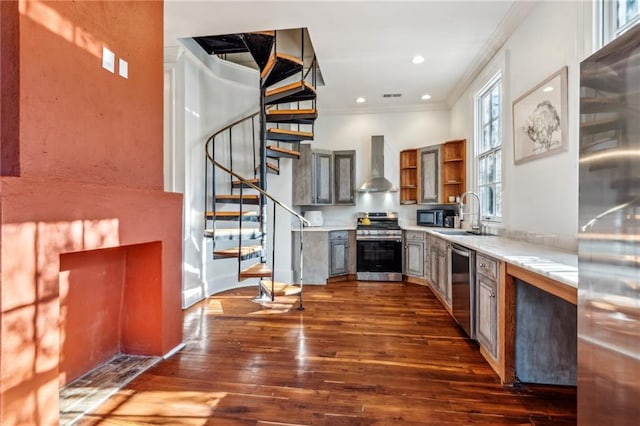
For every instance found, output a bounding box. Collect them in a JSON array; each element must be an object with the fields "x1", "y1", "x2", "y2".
[
  {"x1": 309, "y1": 109, "x2": 451, "y2": 227},
  {"x1": 450, "y1": 0, "x2": 592, "y2": 250},
  {"x1": 167, "y1": 47, "x2": 281, "y2": 307}
]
